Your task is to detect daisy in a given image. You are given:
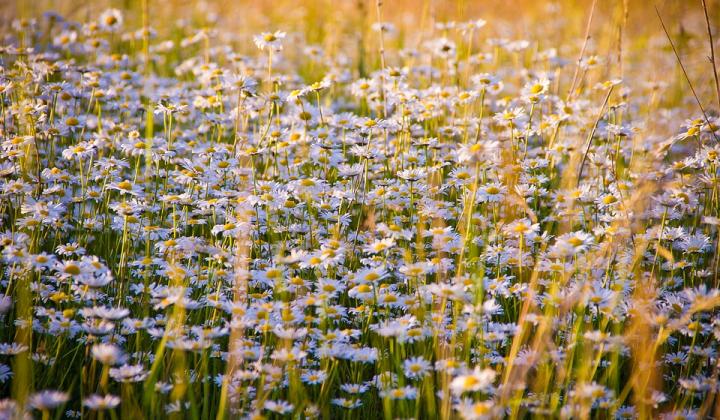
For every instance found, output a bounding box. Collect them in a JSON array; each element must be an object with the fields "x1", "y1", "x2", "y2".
[
  {"x1": 476, "y1": 182, "x2": 507, "y2": 203},
  {"x1": 83, "y1": 394, "x2": 121, "y2": 410},
  {"x1": 379, "y1": 385, "x2": 418, "y2": 400},
  {"x1": 363, "y1": 237, "x2": 395, "y2": 254},
  {"x1": 450, "y1": 367, "x2": 496, "y2": 395},
  {"x1": 264, "y1": 400, "x2": 294, "y2": 414},
  {"x1": 98, "y1": 9, "x2": 123, "y2": 32},
  {"x1": 28, "y1": 390, "x2": 69, "y2": 410},
  {"x1": 403, "y1": 356, "x2": 432, "y2": 379},
  {"x1": 91, "y1": 344, "x2": 126, "y2": 365},
  {"x1": 301, "y1": 369, "x2": 328, "y2": 385},
  {"x1": 254, "y1": 31, "x2": 287, "y2": 51},
  {"x1": 503, "y1": 218, "x2": 540, "y2": 241}
]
